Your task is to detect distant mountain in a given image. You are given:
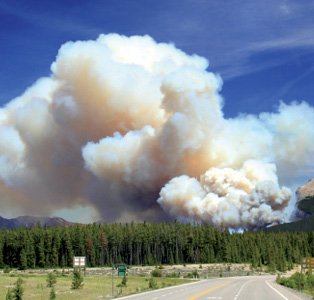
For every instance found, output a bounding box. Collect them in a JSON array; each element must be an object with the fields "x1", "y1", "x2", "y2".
[{"x1": 0, "y1": 215, "x2": 76, "y2": 229}]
